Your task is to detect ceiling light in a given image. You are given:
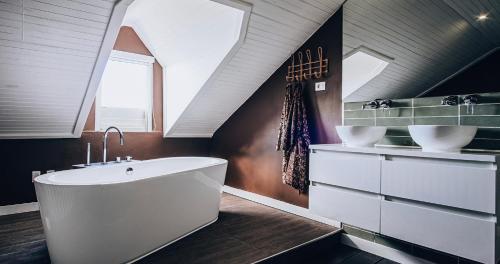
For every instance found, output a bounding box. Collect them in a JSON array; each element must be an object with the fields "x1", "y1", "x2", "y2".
[{"x1": 477, "y1": 13, "x2": 488, "y2": 21}]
